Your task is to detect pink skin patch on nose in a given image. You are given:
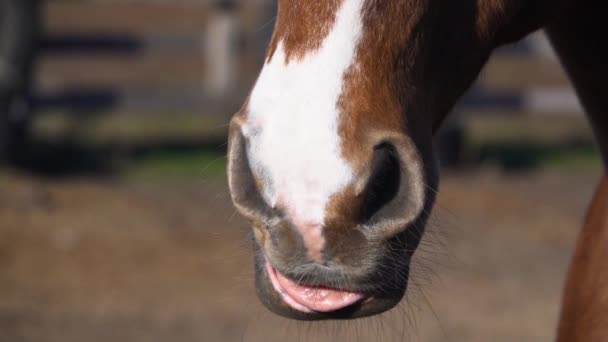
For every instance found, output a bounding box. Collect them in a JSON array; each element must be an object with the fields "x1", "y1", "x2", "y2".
[
  {"x1": 276, "y1": 194, "x2": 327, "y2": 263},
  {"x1": 295, "y1": 222, "x2": 325, "y2": 263},
  {"x1": 266, "y1": 261, "x2": 367, "y2": 313}
]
